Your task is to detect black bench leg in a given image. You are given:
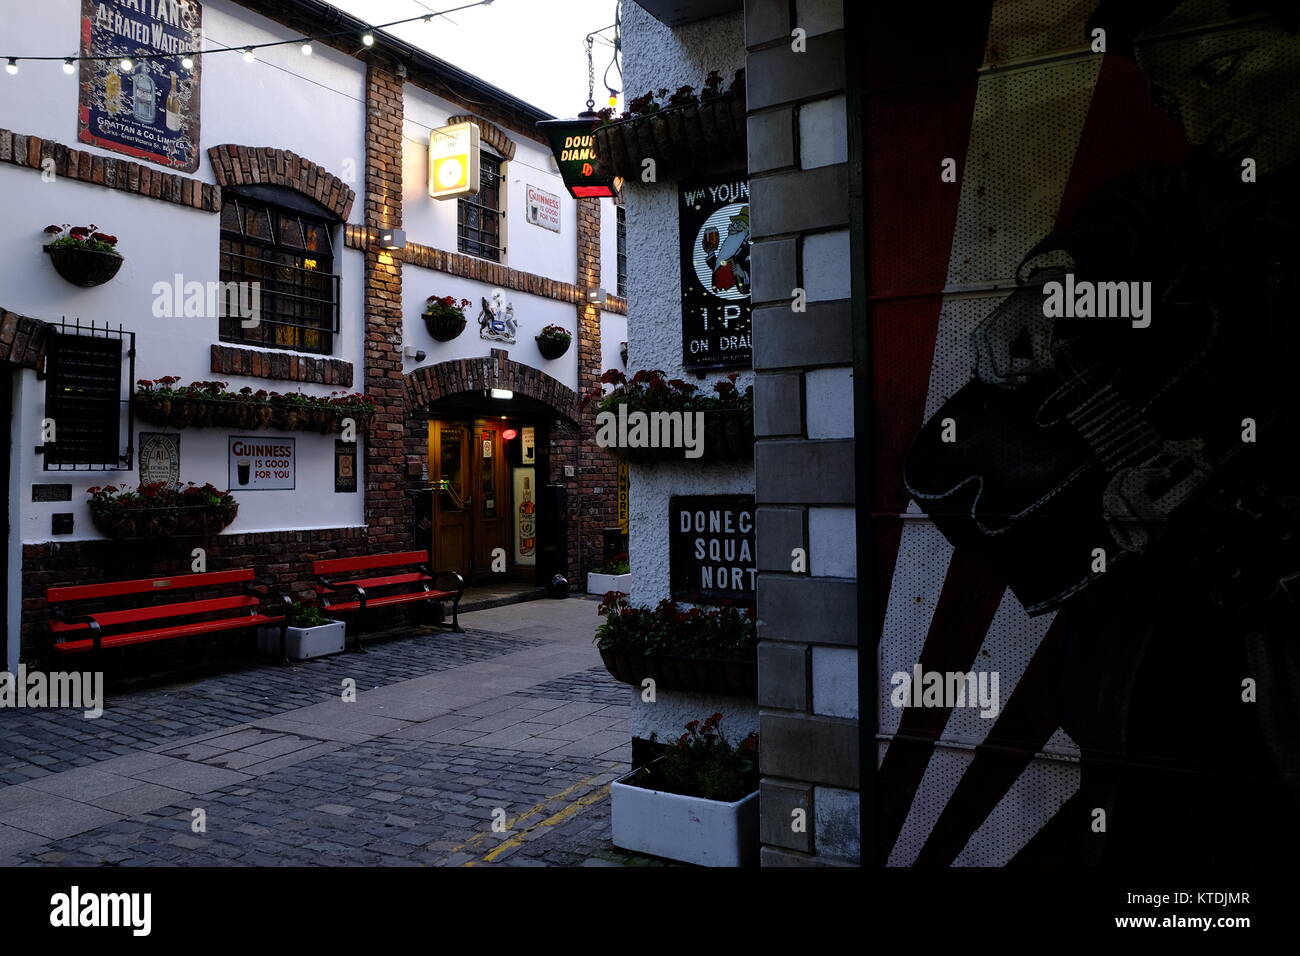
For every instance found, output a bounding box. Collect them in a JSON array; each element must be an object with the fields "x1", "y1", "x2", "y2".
[
  {"x1": 450, "y1": 596, "x2": 463, "y2": 633},
  {"x1": 278, "y1": 620, "x2": 290, "y2": 666}
]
